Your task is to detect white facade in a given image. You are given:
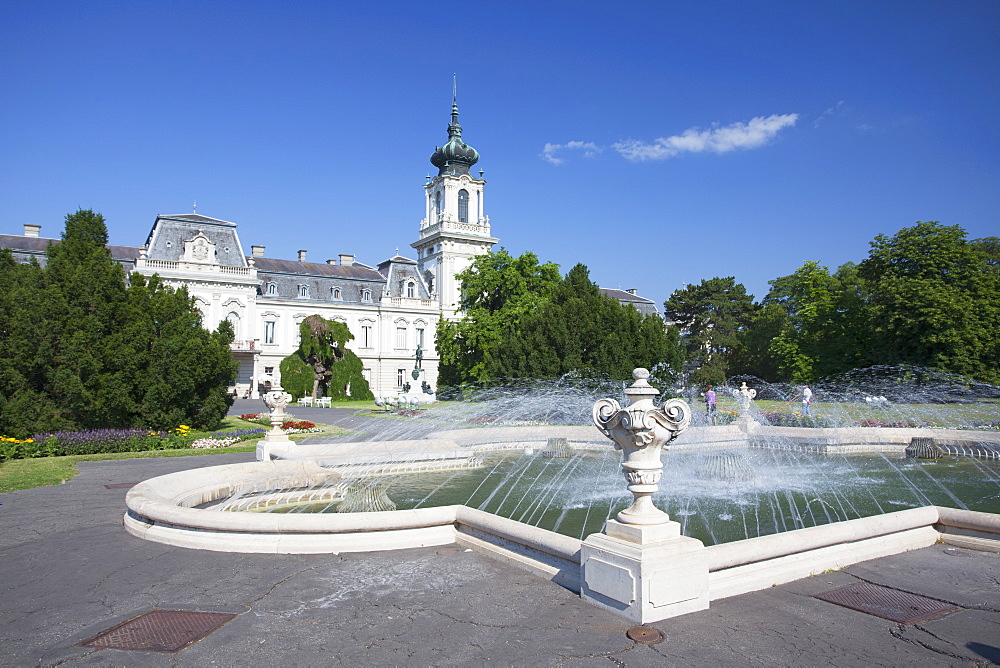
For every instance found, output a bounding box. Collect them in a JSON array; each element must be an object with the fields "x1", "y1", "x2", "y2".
[{"x1": 130, "y1": 215, "x2": 446, "y2": 399}]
